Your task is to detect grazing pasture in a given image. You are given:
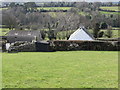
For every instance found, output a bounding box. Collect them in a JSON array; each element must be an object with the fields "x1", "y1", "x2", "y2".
[
  {"x1": 99, "y1": 6, "x2": 120, "y2": 15},
  {"x1": 2, "y1": 51, "x2": 118, "y2": 88},
  {"x1": 100, "y1": 6, "x2": 119, "y2": 11},
  {"x1": 37, "y1": 7, "x2": 72, "y2": 10},
  {"x1": 0, "y1": 28, "x2": 9, "y2": 36},
  {"x1": 0, "y1": 8, "x2": 8, "y2": 10},
  {"x1": 99, "y1": 11, "x2": 120, "y2": 15},
  {"x1": 100, "y1": 29, "x2": 120, "y2": 38}
]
